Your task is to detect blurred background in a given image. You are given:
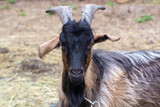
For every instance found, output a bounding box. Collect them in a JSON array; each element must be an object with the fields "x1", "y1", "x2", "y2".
[{"x1": 0, "y1": 0, "x2": 160, "y2": 106}]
